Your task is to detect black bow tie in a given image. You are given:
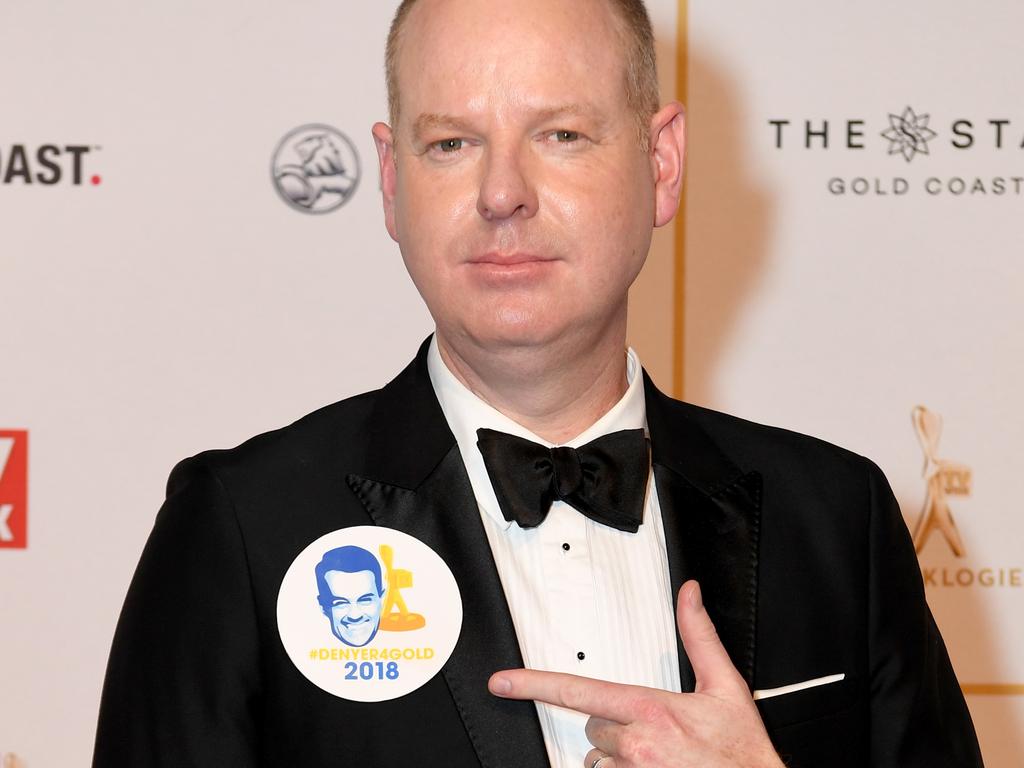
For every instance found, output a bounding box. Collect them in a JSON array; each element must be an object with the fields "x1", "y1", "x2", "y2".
[{"x1": 475, "y1": 427, "x2": 650, "y2": 532}]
